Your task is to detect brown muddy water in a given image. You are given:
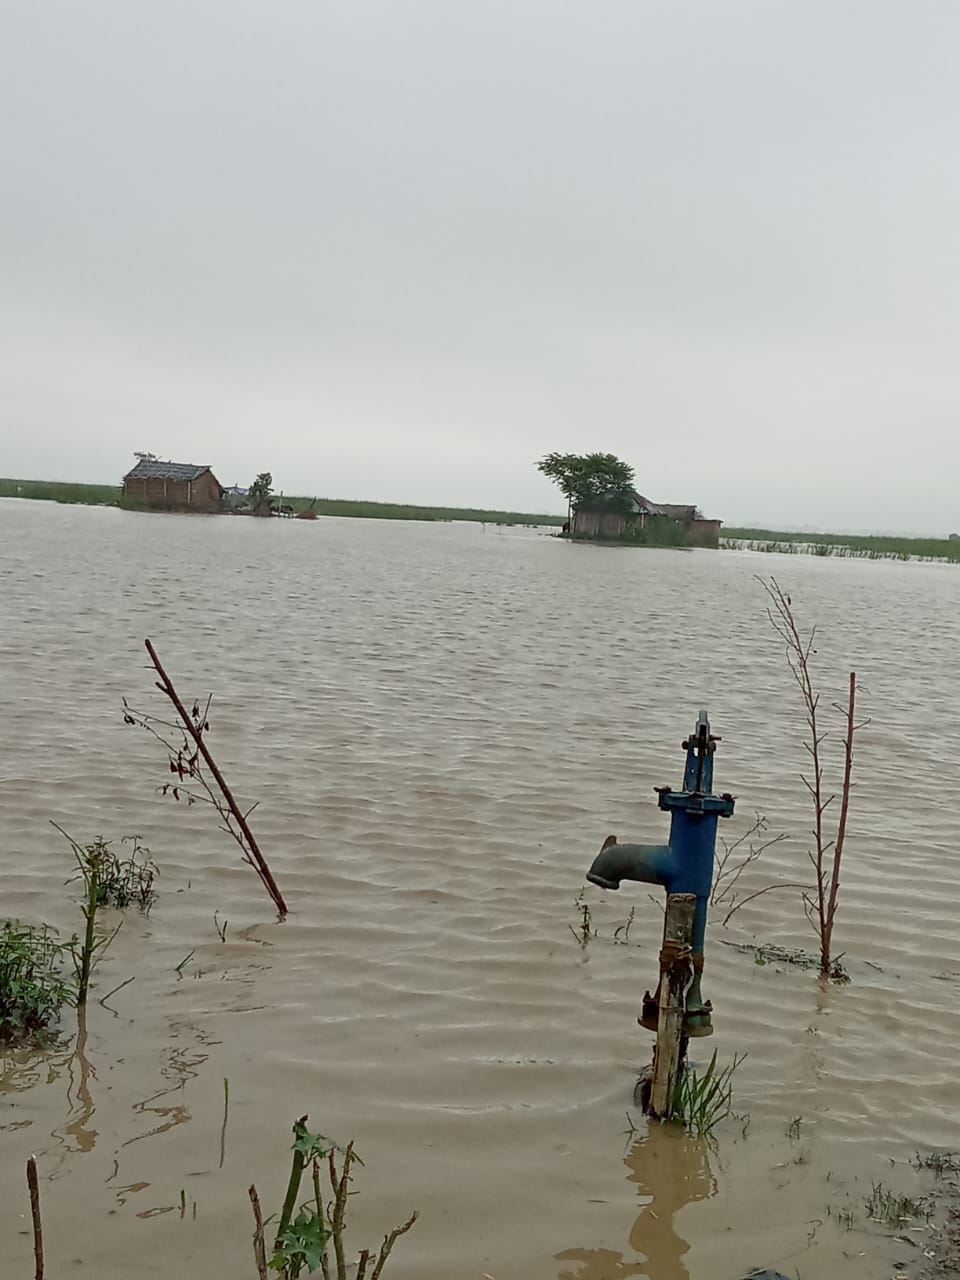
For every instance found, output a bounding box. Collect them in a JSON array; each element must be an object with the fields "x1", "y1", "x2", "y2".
[{"x1": 1, "y1": 498, "x2": 959, "y2": 1280}]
